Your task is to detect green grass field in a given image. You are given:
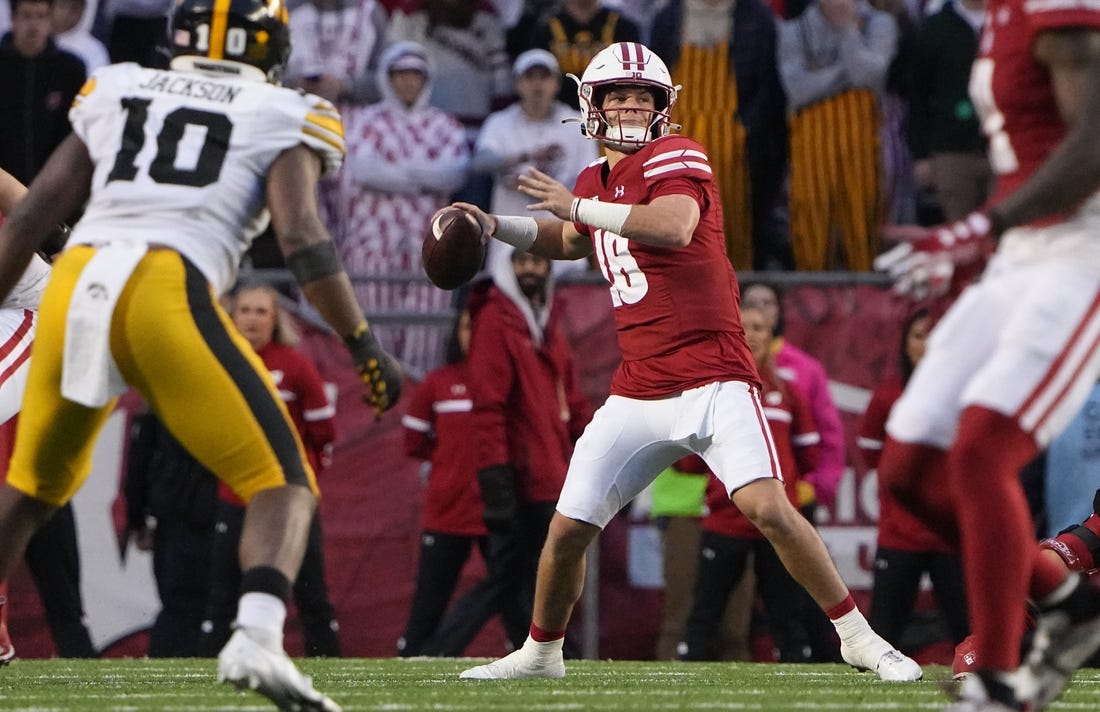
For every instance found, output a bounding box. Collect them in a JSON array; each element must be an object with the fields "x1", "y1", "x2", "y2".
[{"x1": 0, "y1": 659, "x2": 1098, "y2": 711}]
